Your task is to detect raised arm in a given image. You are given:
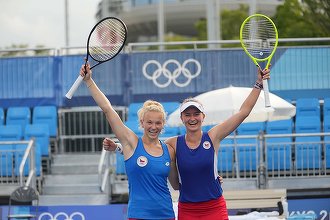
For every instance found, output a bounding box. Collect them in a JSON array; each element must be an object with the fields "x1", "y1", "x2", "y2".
[
  {"x1": 81, "y1": 63, "x2": 137, "y2": 156},
  {"x1": 209, "y1": 67, "x2": 270, "y2": 149}
]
